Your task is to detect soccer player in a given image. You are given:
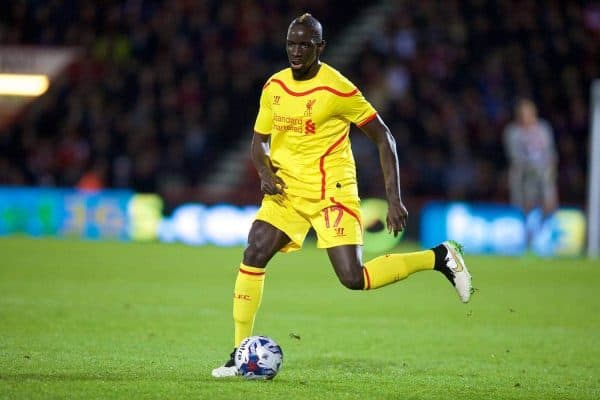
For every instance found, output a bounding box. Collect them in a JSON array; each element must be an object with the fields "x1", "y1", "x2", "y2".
[{"x1": 212, "y1": 13, "x2": 472, "y2": 378}]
